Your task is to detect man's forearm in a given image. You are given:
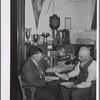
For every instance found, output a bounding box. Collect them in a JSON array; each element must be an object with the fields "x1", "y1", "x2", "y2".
[{"x1": 76, "y1": 81, "x2": 92, "y2": 88}]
